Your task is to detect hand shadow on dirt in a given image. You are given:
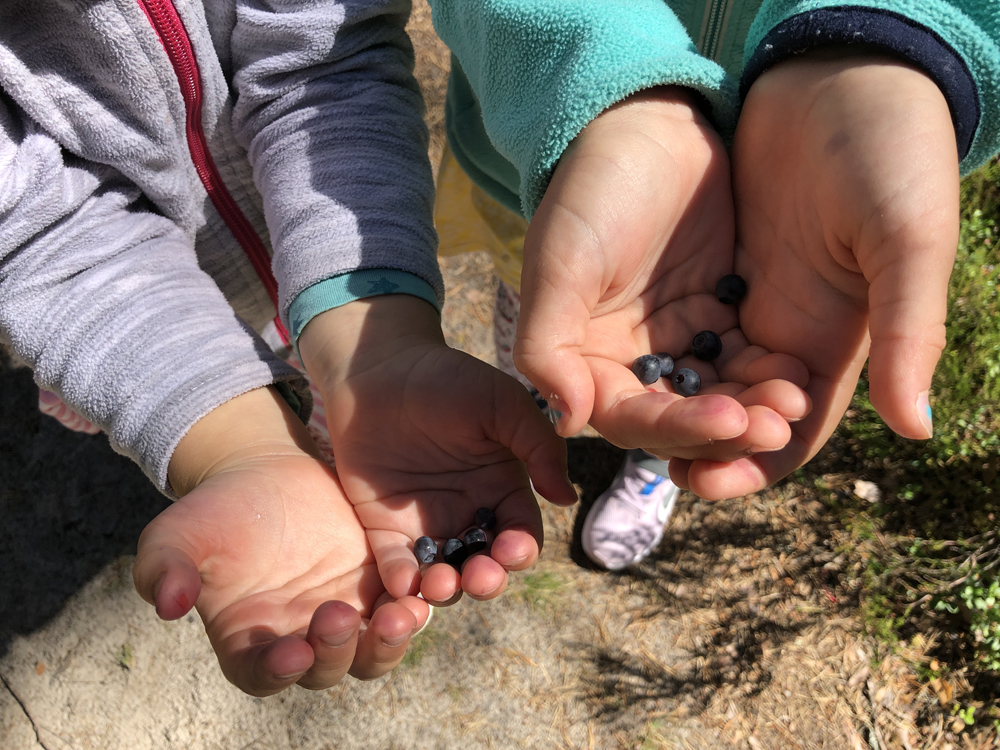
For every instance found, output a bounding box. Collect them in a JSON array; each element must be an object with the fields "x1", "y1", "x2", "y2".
[
  {"x1": 564, "y1": 436, "x2": 857, "y2": 723},
  {"x1": 0, "y1": 352, "x2": 168, "y2": 658}
]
